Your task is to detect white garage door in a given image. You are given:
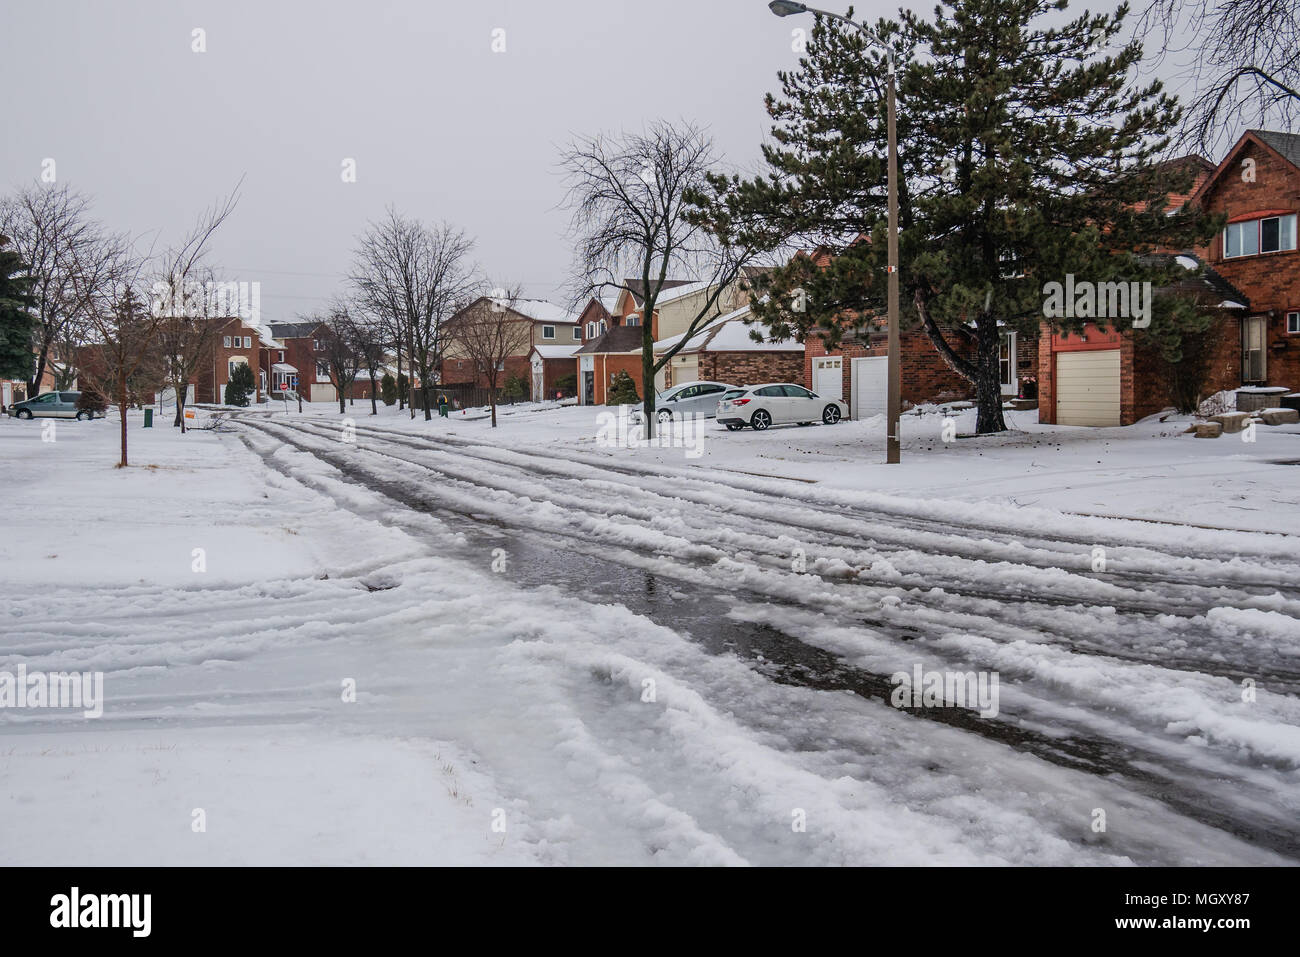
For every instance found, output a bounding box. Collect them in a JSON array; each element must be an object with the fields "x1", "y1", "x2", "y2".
[
  {"x1": 851, "y1": 356, "x2": 888, "y2": 420},
  {"x1": 812, "y1": 356, "x2": 843, "y2": 401},
  {"x1": 1055, "y1": 350, "x2": 1121, "y2": 426},
  {"x1": 313, "y1": 384, "x2": 337, "y2": 404},
  {"x1": 670, "y1": 354, "x2": 698, "y2": 389}
]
